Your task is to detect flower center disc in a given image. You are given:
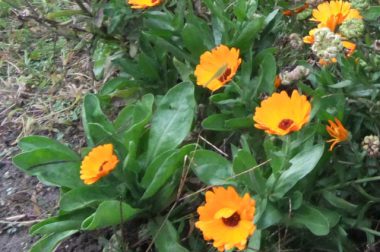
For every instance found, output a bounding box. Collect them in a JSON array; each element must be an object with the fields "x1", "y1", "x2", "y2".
[
  {"x1": 278, "y1": 119, "x2": 294, "y2": 130},
  {"x1": 218, "y1": 67, "x2": 231, "y2": 82},
  {"x1": 222, "y1": 212, "x2": 241, "y2": 227}
]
